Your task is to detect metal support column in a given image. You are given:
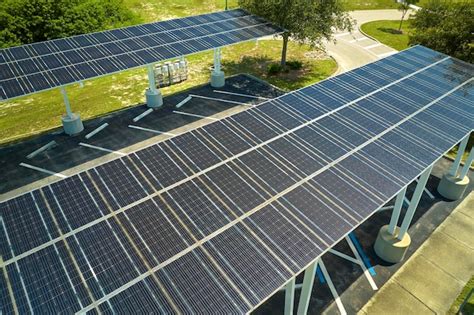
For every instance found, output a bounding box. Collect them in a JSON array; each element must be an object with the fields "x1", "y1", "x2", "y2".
[
  {"x1": 398, "y1": 165, "x2": 433, "y2": 240},
  {"x1": 459, "y1": 146, "x2": 474, "y2": 179},
  {"x1": 448, "y1": 135, "x2": 469, "y2": 177},
  {"x1": 296, "y1": 260, "x2": 317, "y2": 315},
  {"x1": 147, "y1": 64, "x2": 158, "y2": 93},
  {"x1": 59, "y1": 87, "x2": 83, "y2": 135},
  {"x1": 145, "y1": 64, "x2": 163, "y2": 108},
  {"x1": 213, "y1": 48, "x2": 221, "y2": 73},
  {"x1": 438, "y1": 132, "x2": 471, "y2": 200},
  {"x1": 211, "y1": 47, "x2": 225, "y2": 87},
  {"x1": 60, "y1": 87, "x2": 73, "y2": 118},
  {"x1": 388, "y1": 186, "x2": 407, "y2": 235},
  {"x1": 284, "y1": 277, "x2": 295, "y2": 315}
]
